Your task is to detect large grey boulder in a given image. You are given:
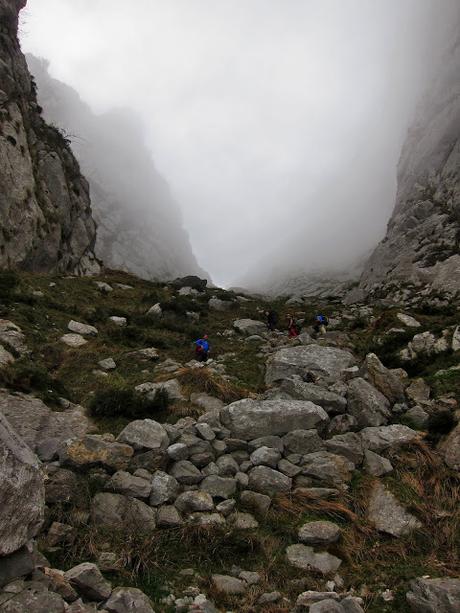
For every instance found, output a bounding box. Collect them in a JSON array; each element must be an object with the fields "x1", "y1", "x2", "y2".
[
  {"x1": 0, "y1": 581, "x2": 66, "y2": 612},
  {"x1": 298, "y1": 520, "x2": 341, "y2": 545},
  {"x1": 266, "y1": 345, "x2": 356, "y2": 384},
  {"x1": 0, "y1": 321, "x2": 28, "y2": 356},
  {"x1": 117, "y1": 419, "x2": 169, "y2": 452},
  {"x1": 65, "y1": 563, "x2": 111, "y2": 601},
  {"x1": 0, "y1": 545, "x2": 35, "y2": 588},
  {"x1": 175, "y1": 491, "x2": 214, "y2": 514},
  {"x1": 301, "y1": 451, "x2": 354, "y2": 487},
  {"x1": 286, "y1": 544, "x2": 342, "y2": 574},
  {"x1": 324, "y1": 433, "x2": 363, "y2": 465},
  {"x1": 45, "y1": 468, "x2": 79, "y2": 504},
  {"x1": 438, "y1": 423, "x2": 460, "y2": 471},
  {"x1": 149, "y1": 471, "x2": 180, "y2": 506},
  {"x1": 104, "y1": 587, "x2": 155, "y2": 613},
  {"x1": 67, "y1": 320, "x2": 98, "y2": 336},
  {"x1": 360, "y1": 425, "x2": 420, "y2": 453},
  {"x1": 169, "y1": 460, "x2": 202, "y2": 484},
  {"x1": 281, "y1": 378, "x2": 347, "y2": 413},
  {"x1": 406, "y1": 577, "x2": 460, "y2": 612},
  {"x1": 283, "y1": 429, "x2": 324, "y2": 455},
  {"x1": 220, "y1": 398, "x2": 328, "y2": 440},
  {"x1": 248, "y1": 466, "x2": 292, "y2": 496},
  {"x1": 0, "y1": 390, "x2": 89, "y2": 460},
  {"x1": 233, "y1": 319, "x2": 267, "y2": 336},
  {"x1": 347, "y1": 378, "x2": 391, "y2": 428},
  {"x1": 106, "y1": 471, "x2": 151, "y2": 499},
  {"x1": 368, "y1": 482, "x2": 421, "y2": 537},
  {"x1": 364, "y1": 353, "x2": 406, "y2": 403},
  {"x1": 91, "y1": 493, "x2": 156, "y2": 531},
  {"x1": 59, "y1": 435, "x2": 133, "y2": 471},
  {"x1": 0, "y1": 412, "x2": 44, "y2": 556},
  {"x1": 211, "y1": 574, "x2": 247, "y2": 595},
  {"x1": 200, "y1": 475, "x2": 237, "y2": 499}
]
